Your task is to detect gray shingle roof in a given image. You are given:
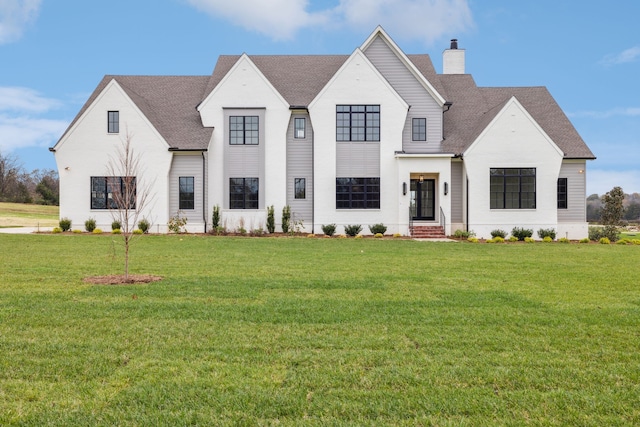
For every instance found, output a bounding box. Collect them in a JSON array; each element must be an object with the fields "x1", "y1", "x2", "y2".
[
  {"x1": 57, "y1": 75, "x2": 213, "y2": 150},
  {"x1": 58, "y1": 51, "x2": 593, "y2": 159}
]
